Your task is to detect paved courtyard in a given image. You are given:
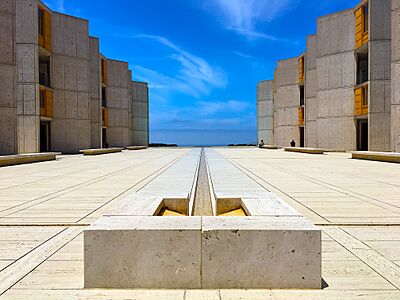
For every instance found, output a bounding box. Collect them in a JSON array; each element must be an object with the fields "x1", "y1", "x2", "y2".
[{"x1": 0, "y1": 148, "x2": 399, "y2": 299}]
